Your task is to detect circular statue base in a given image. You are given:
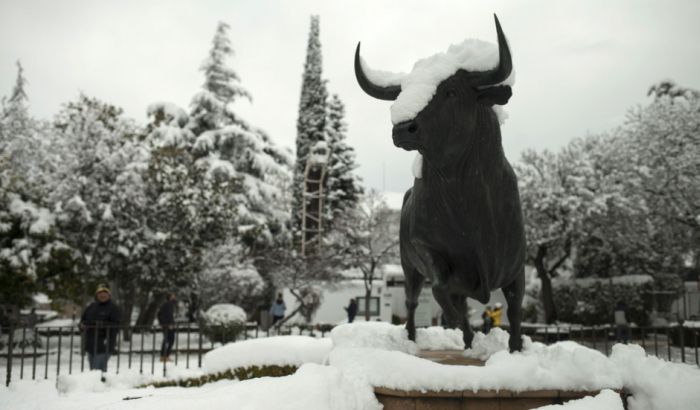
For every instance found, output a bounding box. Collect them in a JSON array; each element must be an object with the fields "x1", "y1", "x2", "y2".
[
  {"x1": 372, "y1": 350, "x2": 628, "y2": 410},
  {"x1": 375, "y1": 386, "x2": 626, "y2": 410}
]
